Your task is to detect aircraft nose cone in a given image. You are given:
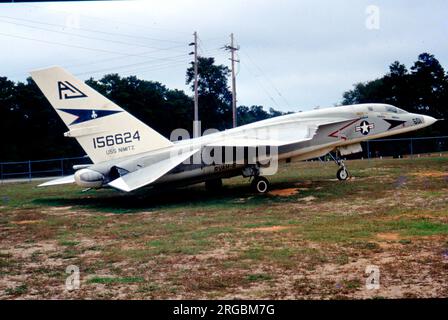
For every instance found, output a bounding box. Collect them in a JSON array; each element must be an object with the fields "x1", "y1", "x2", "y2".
[{"x1": 423, "y1": 115, "x2": 437, "y2": 126}]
